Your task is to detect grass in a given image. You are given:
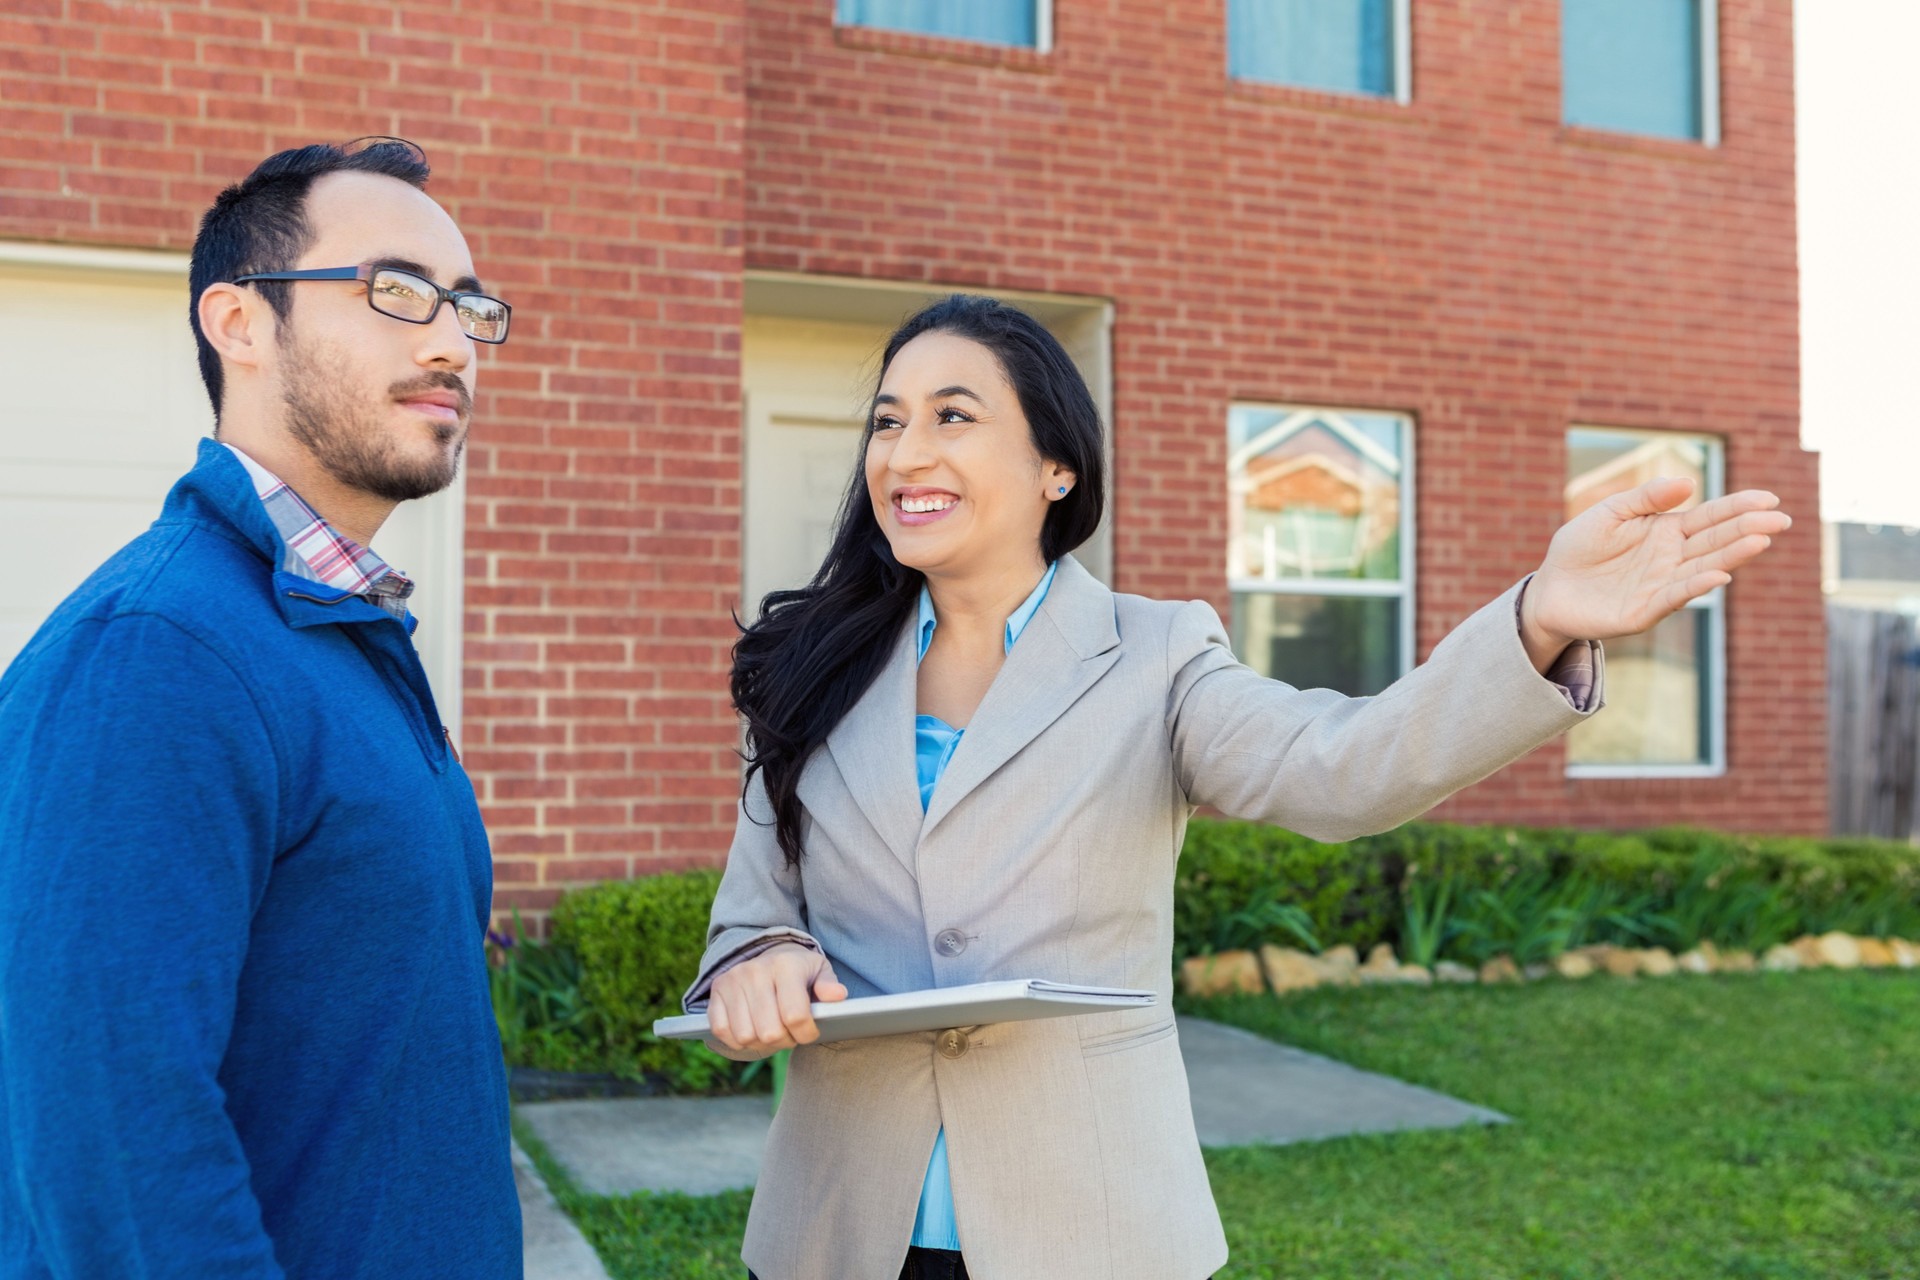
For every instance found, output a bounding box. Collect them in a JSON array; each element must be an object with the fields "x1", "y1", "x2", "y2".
[{"x1": 521, "y1": 971, "x2": 1920, "y2": 1279}]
